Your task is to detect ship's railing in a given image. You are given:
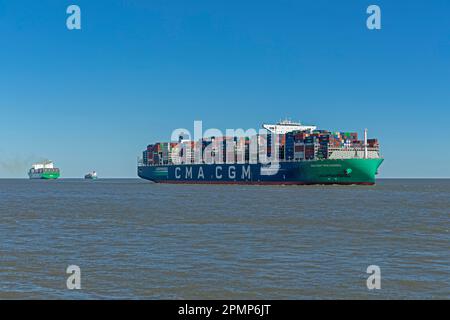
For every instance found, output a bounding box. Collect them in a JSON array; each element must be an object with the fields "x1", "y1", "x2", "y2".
[
  {"x1": 328, "y1": 147, "x2": 381, "y2": 156},
  {"x1": 328, "y1": 147, "x2": 380, "y2": 151}
]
